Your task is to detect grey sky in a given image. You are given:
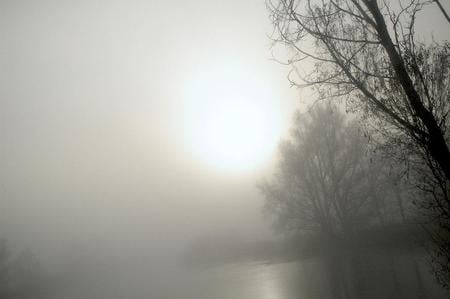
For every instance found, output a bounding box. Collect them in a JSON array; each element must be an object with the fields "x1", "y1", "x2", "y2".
[{"x1": 0, "y1": 0, "x2": 299, "y2": 261}]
